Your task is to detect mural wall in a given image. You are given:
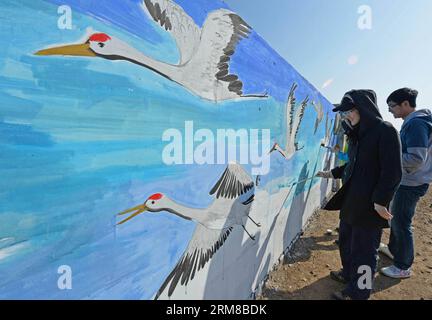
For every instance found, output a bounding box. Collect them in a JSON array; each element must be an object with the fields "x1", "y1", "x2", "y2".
[{"x1": 0, "y1": 0, "x2": 336, "y2": 299}]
